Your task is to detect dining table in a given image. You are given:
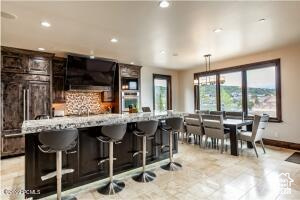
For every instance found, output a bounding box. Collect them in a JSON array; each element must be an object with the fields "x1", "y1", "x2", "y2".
[{"x1": 223, "y1": 119, "x2": 253, "y2": 156}]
